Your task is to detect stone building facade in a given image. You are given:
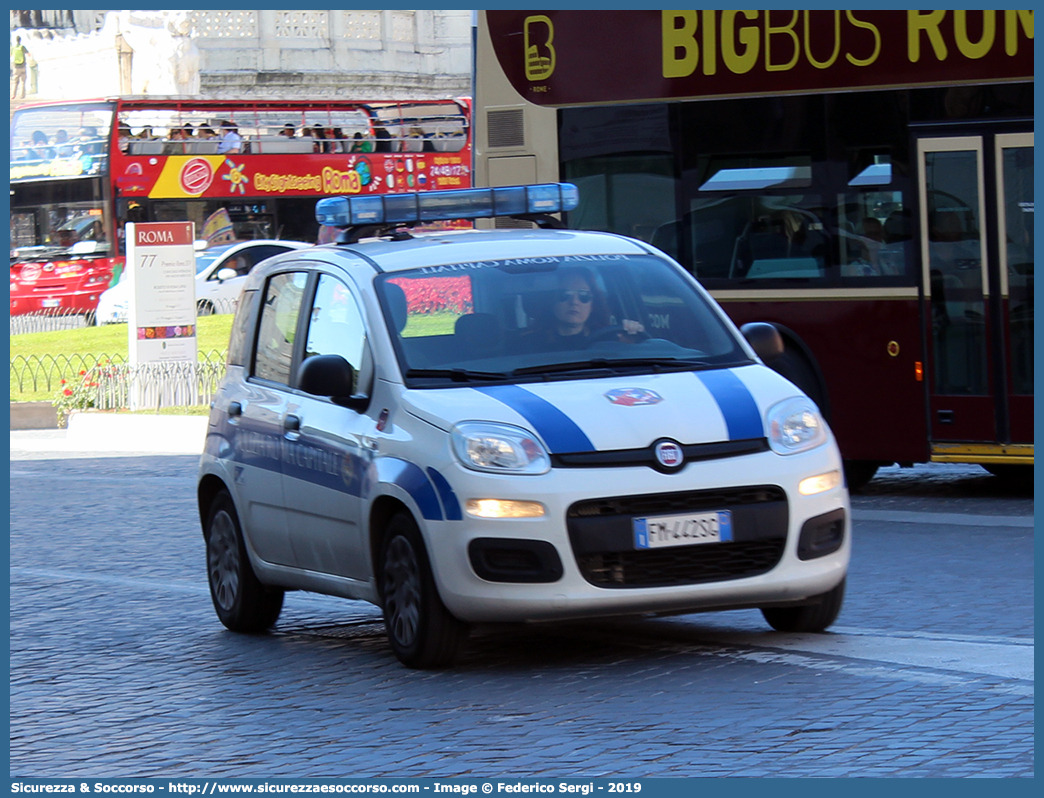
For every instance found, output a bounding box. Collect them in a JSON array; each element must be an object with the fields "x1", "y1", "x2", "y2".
[{"x1": 10, "y1": 9, "x2": 472, "y2": 102}]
